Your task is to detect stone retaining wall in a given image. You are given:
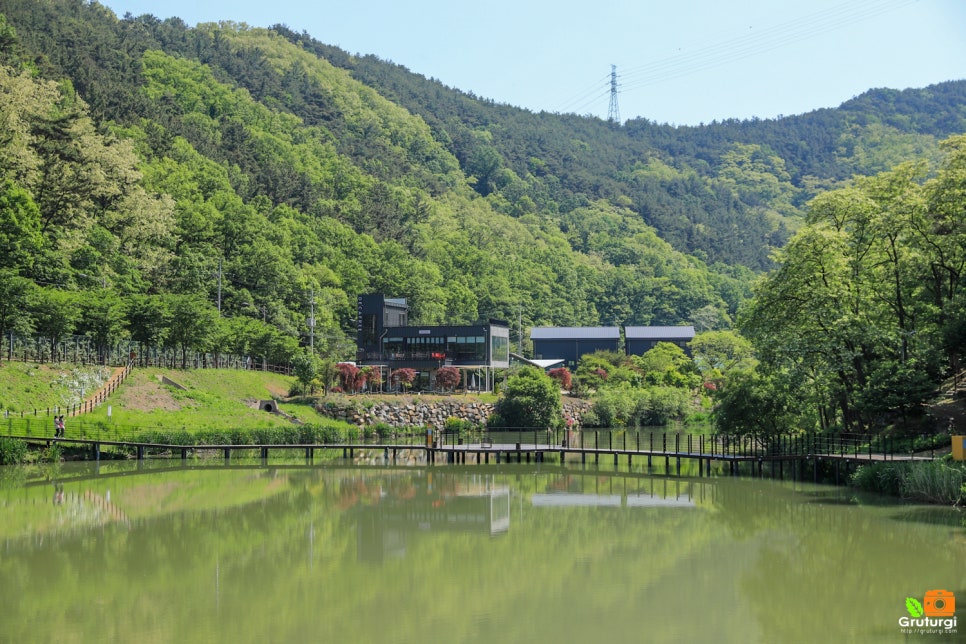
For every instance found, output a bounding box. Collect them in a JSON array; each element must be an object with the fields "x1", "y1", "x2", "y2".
[{"x1": 316, "y1": 398, "x2": 590, "y2": 429}]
